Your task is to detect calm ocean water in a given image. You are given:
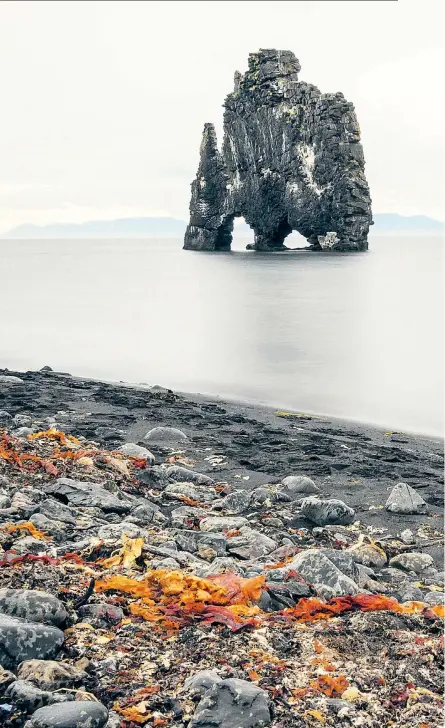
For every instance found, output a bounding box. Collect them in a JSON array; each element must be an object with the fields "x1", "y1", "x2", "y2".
[{"x1": 1, "y1": 235, "x2": 443, "y2": 436}]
